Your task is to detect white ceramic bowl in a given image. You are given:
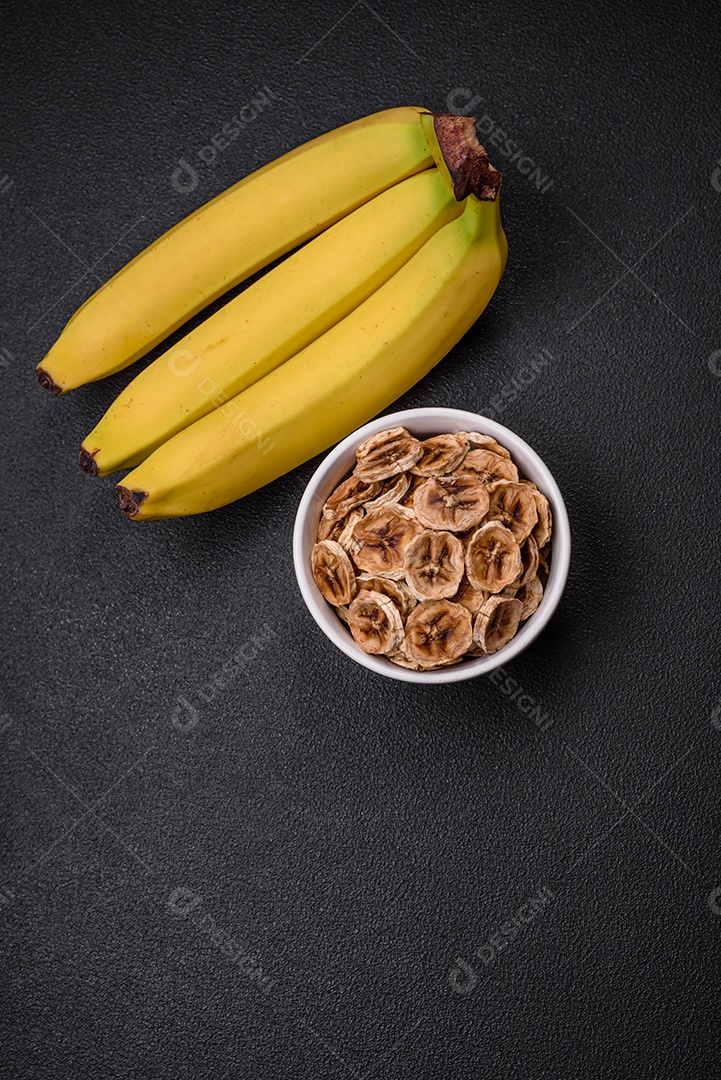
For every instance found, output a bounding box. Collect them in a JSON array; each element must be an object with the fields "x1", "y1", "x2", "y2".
[{"x1": 293, "y1": 408, "x2": 570, "y2": 684}]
